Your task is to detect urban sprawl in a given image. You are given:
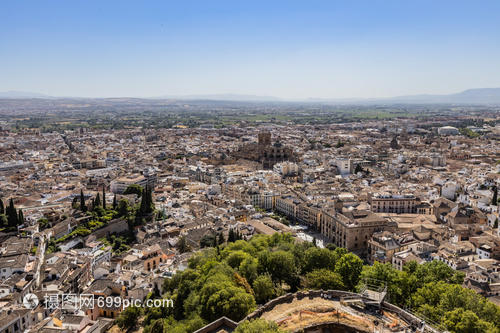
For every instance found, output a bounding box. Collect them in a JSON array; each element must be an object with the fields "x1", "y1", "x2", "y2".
[{"x1": 0, "y1": 103, "x2": 500, "y2": 333}]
